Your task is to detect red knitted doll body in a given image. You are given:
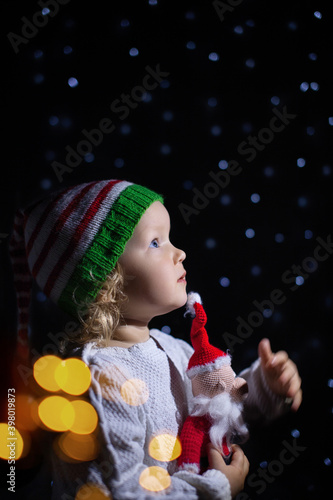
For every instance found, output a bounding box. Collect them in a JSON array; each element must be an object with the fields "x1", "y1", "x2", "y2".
[{"x1": 178, "y1": 293, "x2": 249, "y2": 474}]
